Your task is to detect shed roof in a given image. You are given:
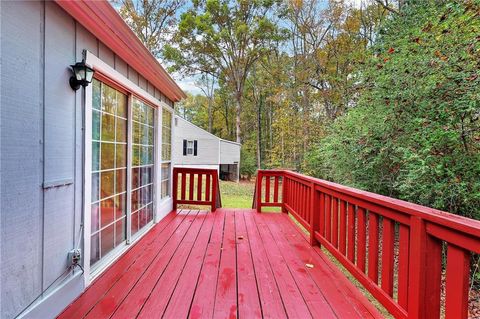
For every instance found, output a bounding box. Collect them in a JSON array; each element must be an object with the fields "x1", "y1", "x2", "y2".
[
  {"x1": 55, "y1": 0, "x2": 186, "y2": 102},
  {"x1": 175, "y1": 115, "x2": 241, "y2": 146}
]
